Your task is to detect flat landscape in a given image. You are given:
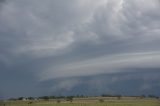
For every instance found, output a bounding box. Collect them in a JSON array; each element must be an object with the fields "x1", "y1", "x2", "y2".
[
  {"x1": 1, "y1": 97, "x2": 160, "y2": 106},
  {"x1": 1, "y1": 1, "x2": 160, "y2": 106}
]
